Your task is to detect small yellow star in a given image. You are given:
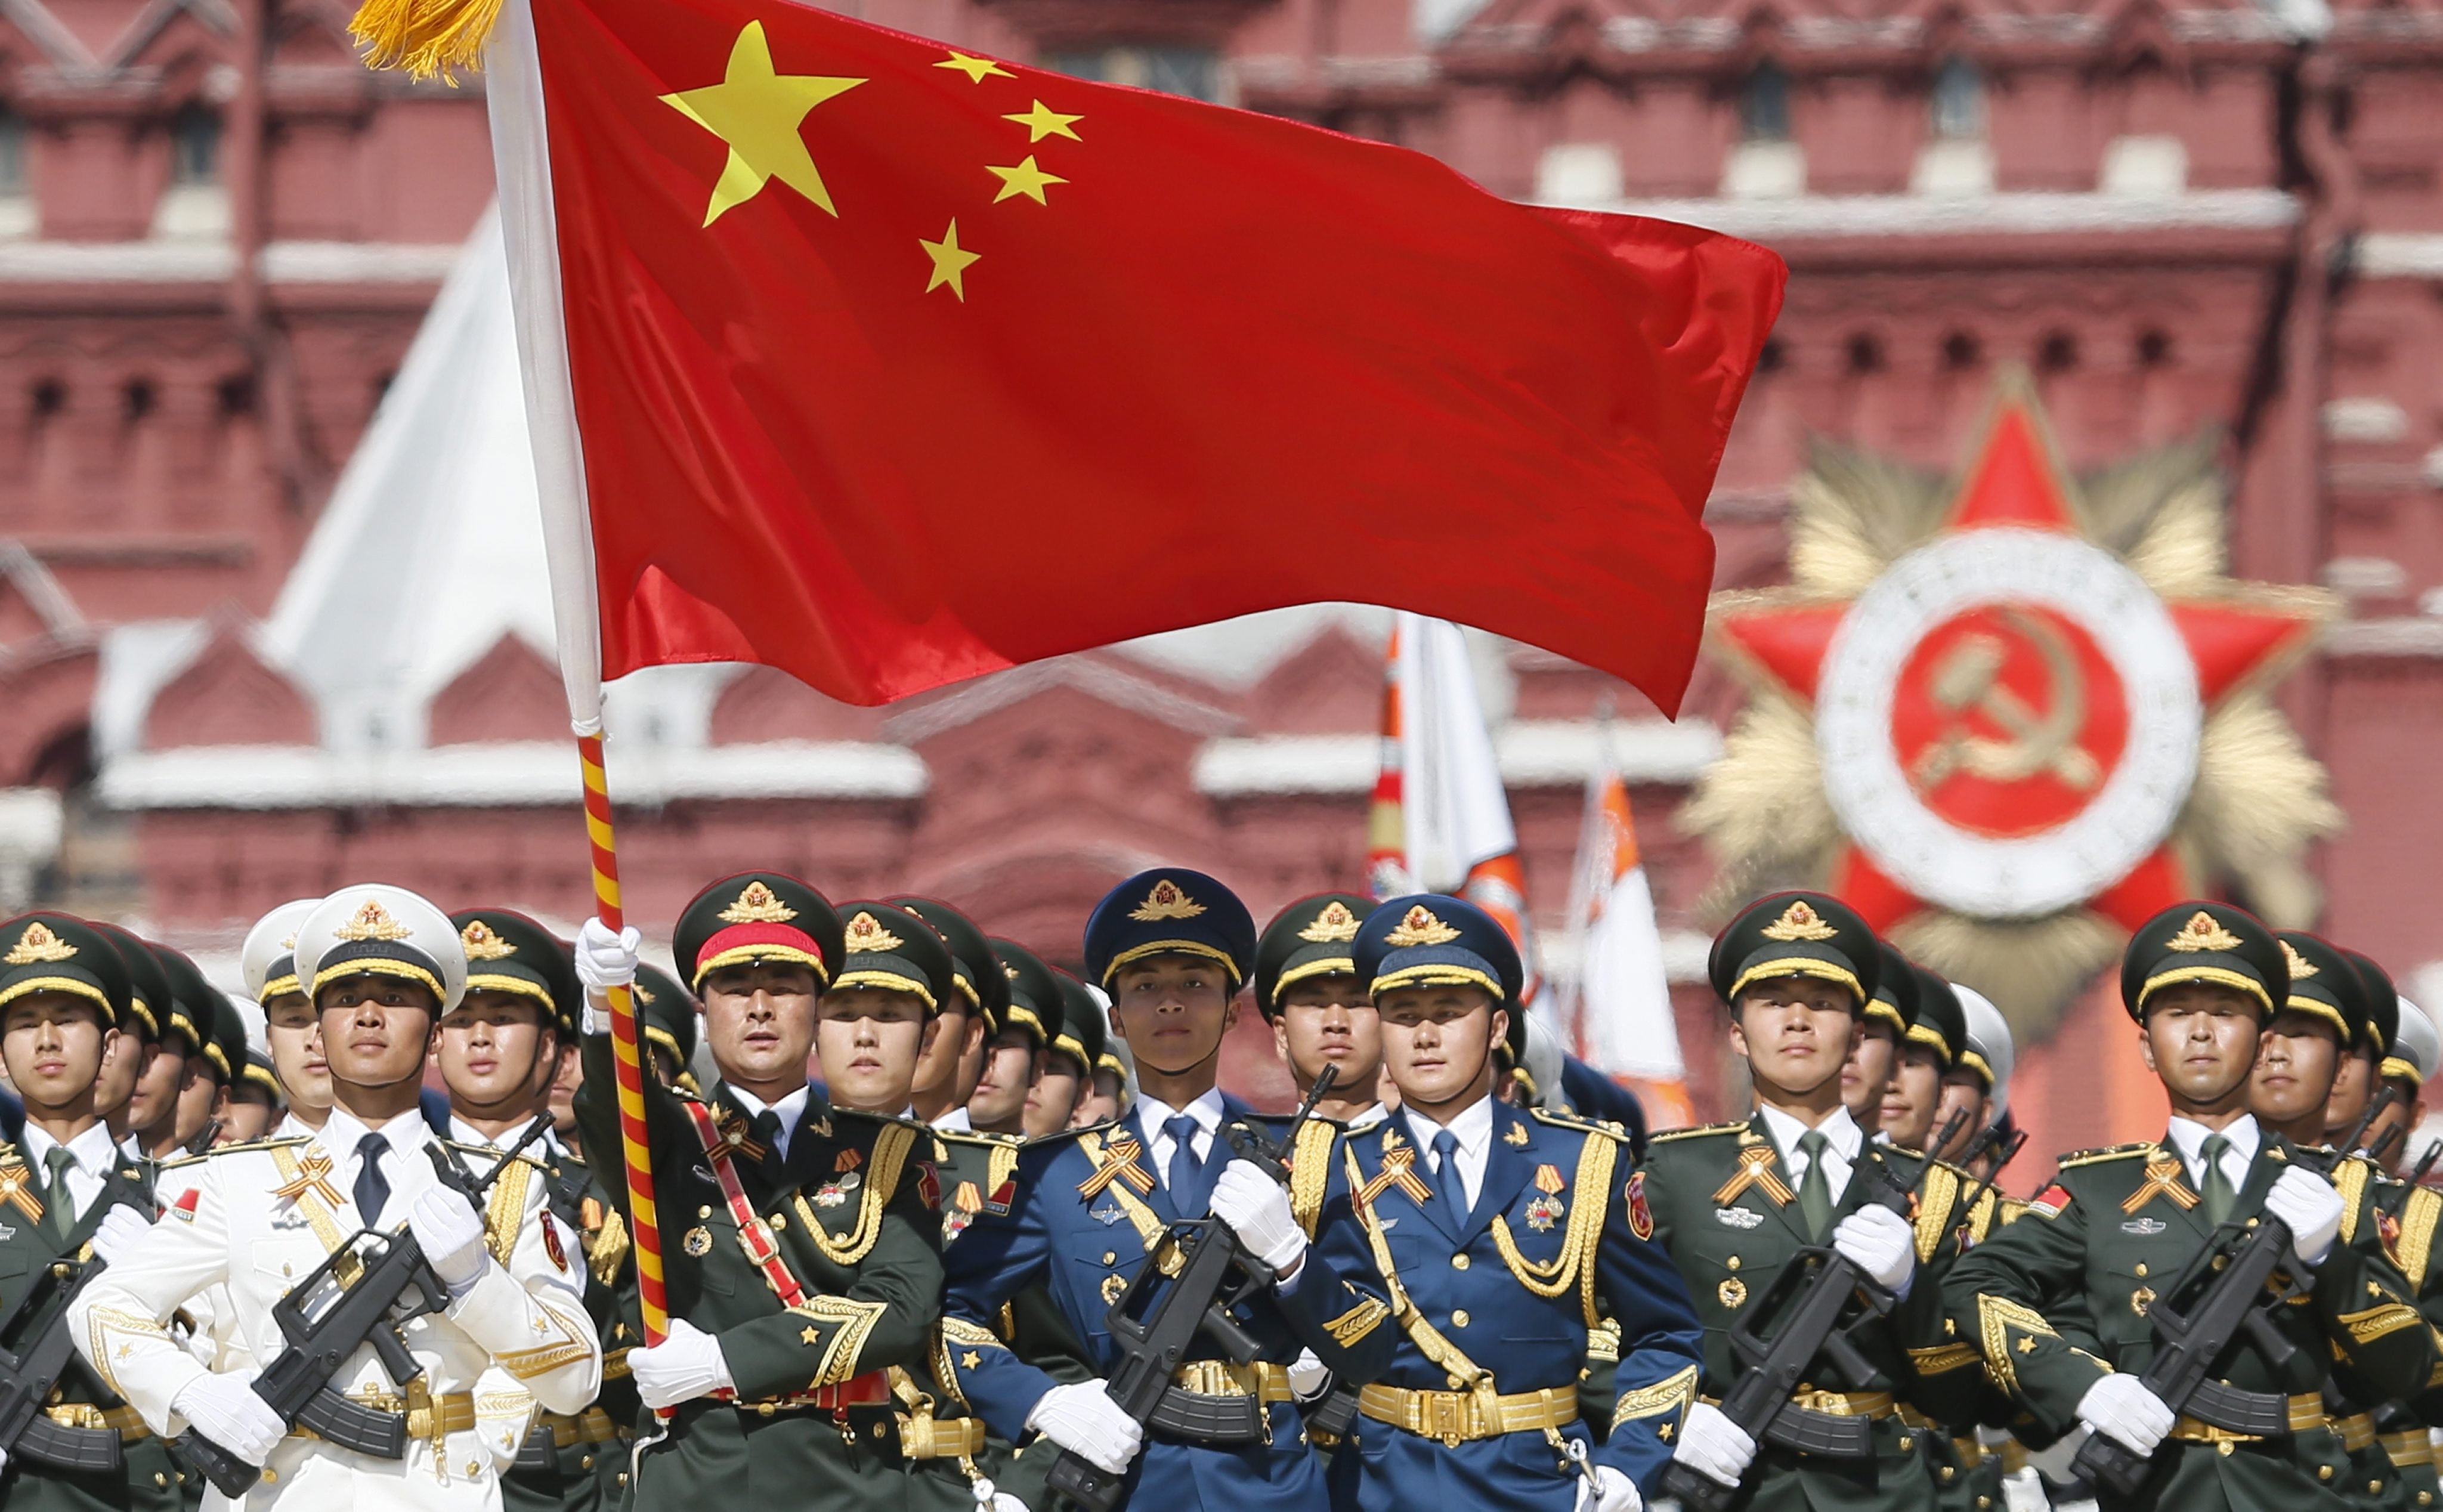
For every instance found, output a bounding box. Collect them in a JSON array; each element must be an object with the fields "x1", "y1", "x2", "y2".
[
  {"x1": 961, "y1": 1350, "x2": 982, "y2": 1369},
  {"x1": 660, "y1": 22, "x2": 866, "y2": 228},
  {"x1": 936, "y1": 51, "x2": 1013, "y2": 83},
  {"x1": 988, "y1": 156, "x2": 1067, "y2": 205},
  {"x1": 921, "y1": 219, "x2": 981, "y2": 300},
  {"x1": 1003, "y1": 100, "x2": 1082, "y2": 143},
  {"x1": 801, "y1": 1327, "x2": 820, "y2": 1345}
]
